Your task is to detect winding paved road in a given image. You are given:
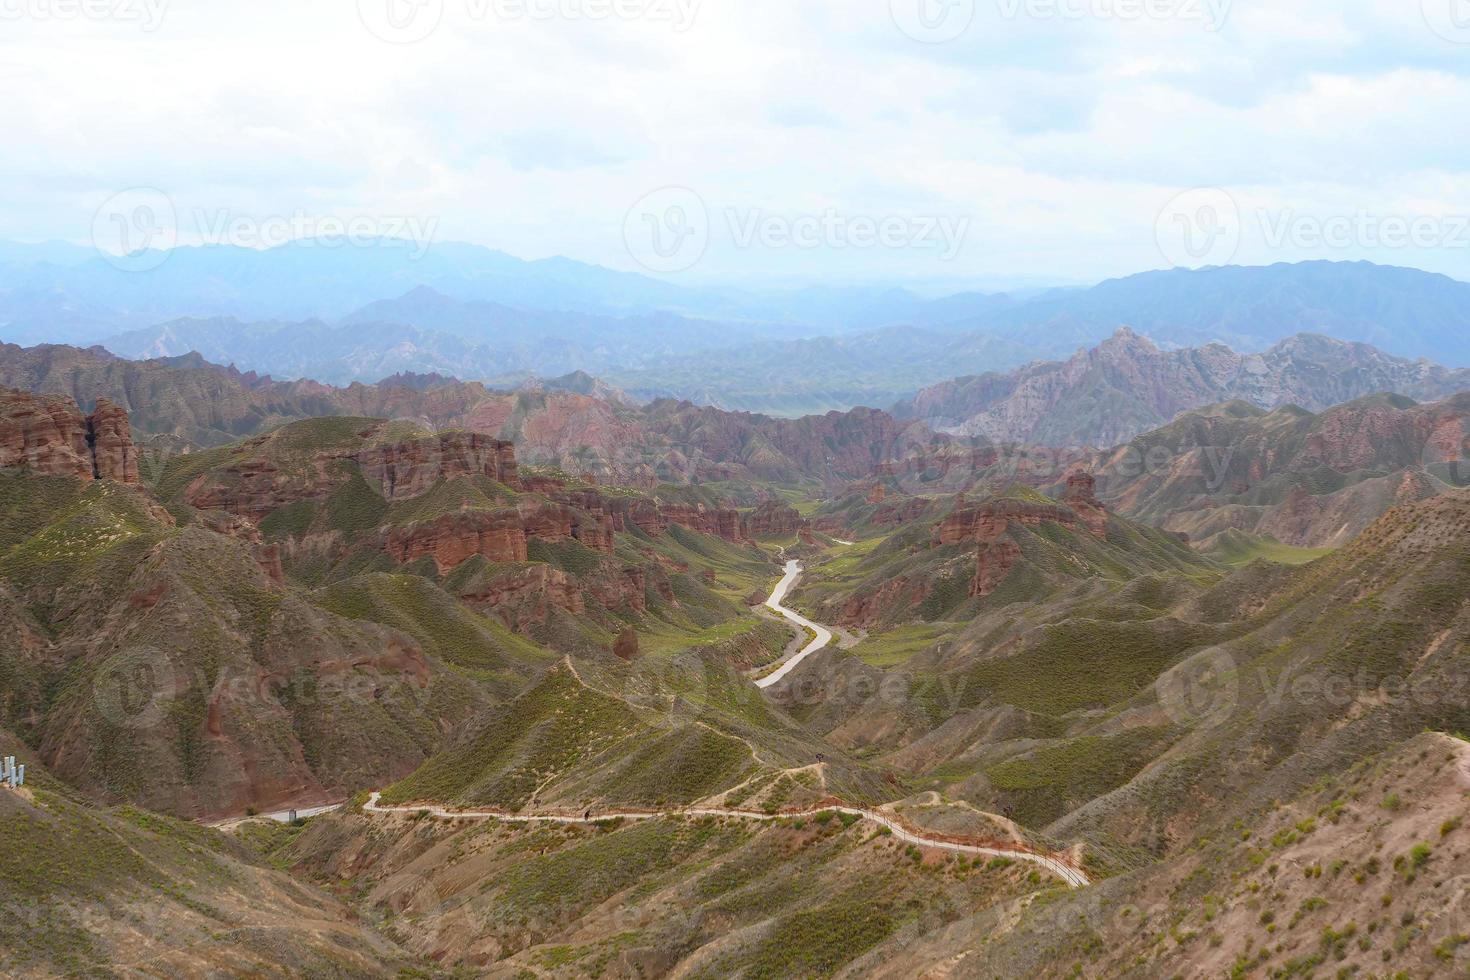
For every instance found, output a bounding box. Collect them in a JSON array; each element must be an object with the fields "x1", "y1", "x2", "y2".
[
  {"x1": 755, "y1": 560, "x2": 834, "y2": 689},
  {"x1": 363, "y1": 792, "x2": 1090, "y2": 887},
  {"x1": 279, "y1": 546, "x2": 1091, "y2": 890}
]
